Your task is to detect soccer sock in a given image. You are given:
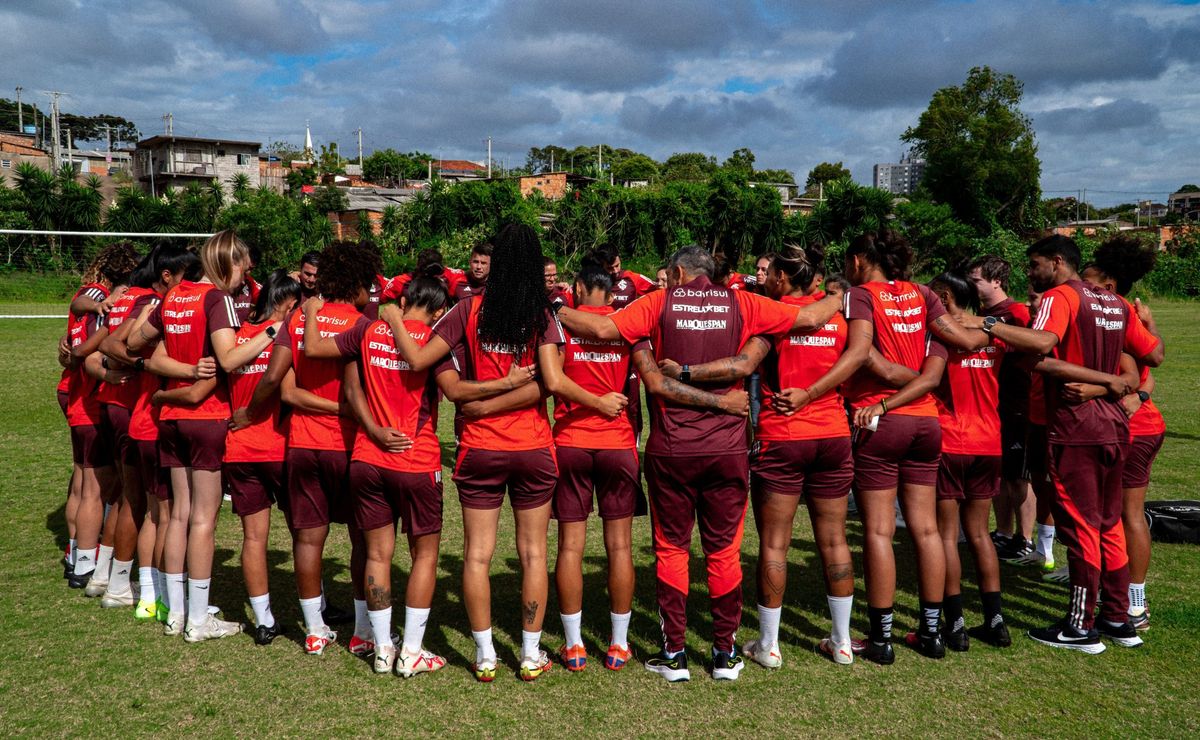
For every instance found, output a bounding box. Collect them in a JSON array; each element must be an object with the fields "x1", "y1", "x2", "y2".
[
  {"x1": 353, "y1": 598, "x2": 371, "y2": 640},
  {"x1": 155, "y1": 569, "x2": 166, "y2": 603},
  {"x1": 109, "y1": 559, "x2": 133, "y2": 595},
  {"x1": 1128, "y1": 582, "x2": 1147, "y2": 615},
  {"x1": 521, "y1": 630, "x2": 542, "y2": 661},
  {"x1": 320, "y1": 583, "x2": 328, "y2": 612},
  {"x1": 95, "y1": 544, "x2": 114, "y2": 581},
  {"x1": 402, "y1": 606, "x2": 430, "y2": 653},
  {"x1": 981, "y1": 590, "x2": 1004, "y2": 627},
  {"x1": 67, "y1": 538, "x2": 77, "y2": 565},
  {"x1": 610, "y1": 611, "x2": 631, "y2": 649},
  {"x1": 138, "y1": 566, "x2": 156, "y2": 603},
  {"x1": 827, "y1": 595, "x2": 853, "y2": 645},
  {"x1": 944, "y1": 593, "x2": 964, "y2": 633},
  {"x1": 73, "y1": 547, "x2": 95, "y2": 577},
  {"x1": 919, "y1": 600, "x2": 942, "y2": 637},
  {"x1": 249, "y1": 593, "x2": 275, "y2": 628},
  {"x1": 186, "y1": 577, "x2": 211, "y2": 627},
  {"x1": 757, "y1": 604, "x2": 782, "y2": 647},
  {"x1": 472, "y1": 628, "x2": 496, "y2": 664},
  {"x1": 299, "y1": 596, "x2": 326, "y2": 635},
  {"x1": 868, "y1": 606, "x2": 893, "y2": 643},
  {"x1": 165, "y1": 572, "x2": 185, "y2": 619},
  {"x1": 1036, "y1": 524, "x2": 1056, "y2": 560},
  {"x1": 560, "y1": 611, "x2": 583, "y2": 648},
  {"x1": 369, "y1": 607, "x2": 393, "y2": 649}
]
